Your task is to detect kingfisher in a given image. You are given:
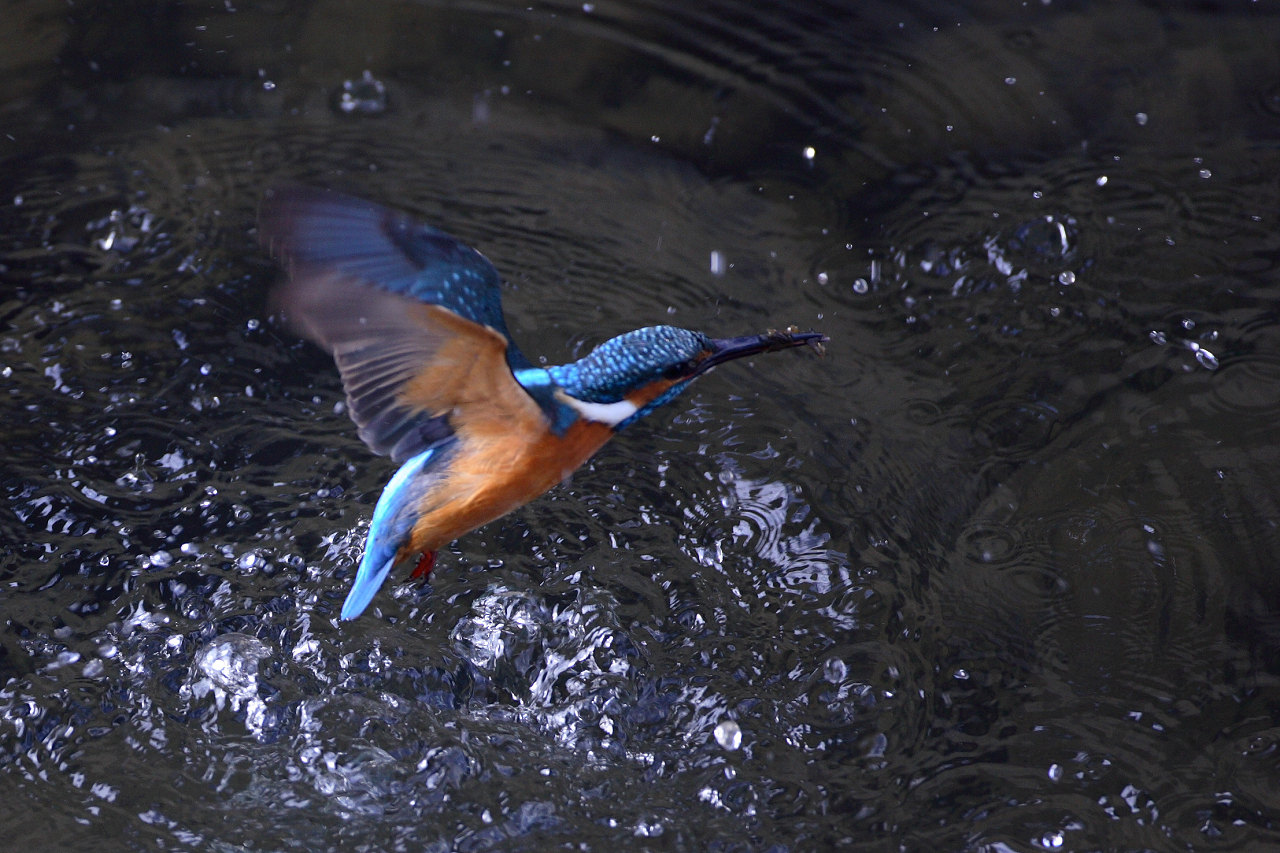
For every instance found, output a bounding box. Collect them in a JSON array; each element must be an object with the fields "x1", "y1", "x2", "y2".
[{"x1": 259, "y1": 186, "x2": 825, "y2": 621}]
